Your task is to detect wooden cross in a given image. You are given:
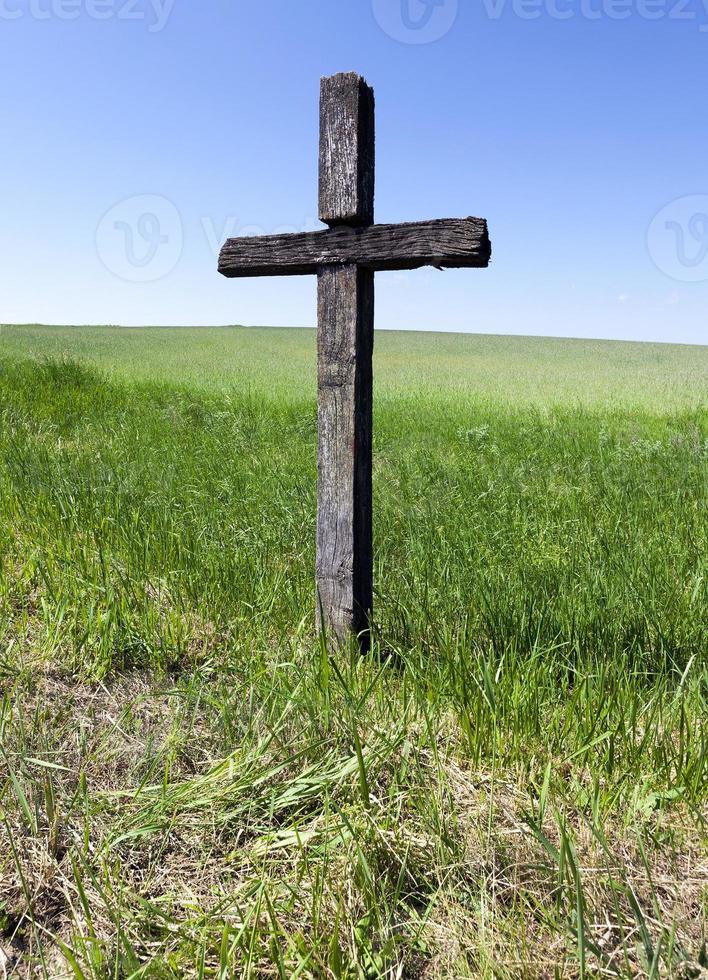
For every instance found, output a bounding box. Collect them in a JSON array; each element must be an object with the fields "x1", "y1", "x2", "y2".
[{"x1": 219, "y1": 72, "x2": 491, "y2": 647}]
